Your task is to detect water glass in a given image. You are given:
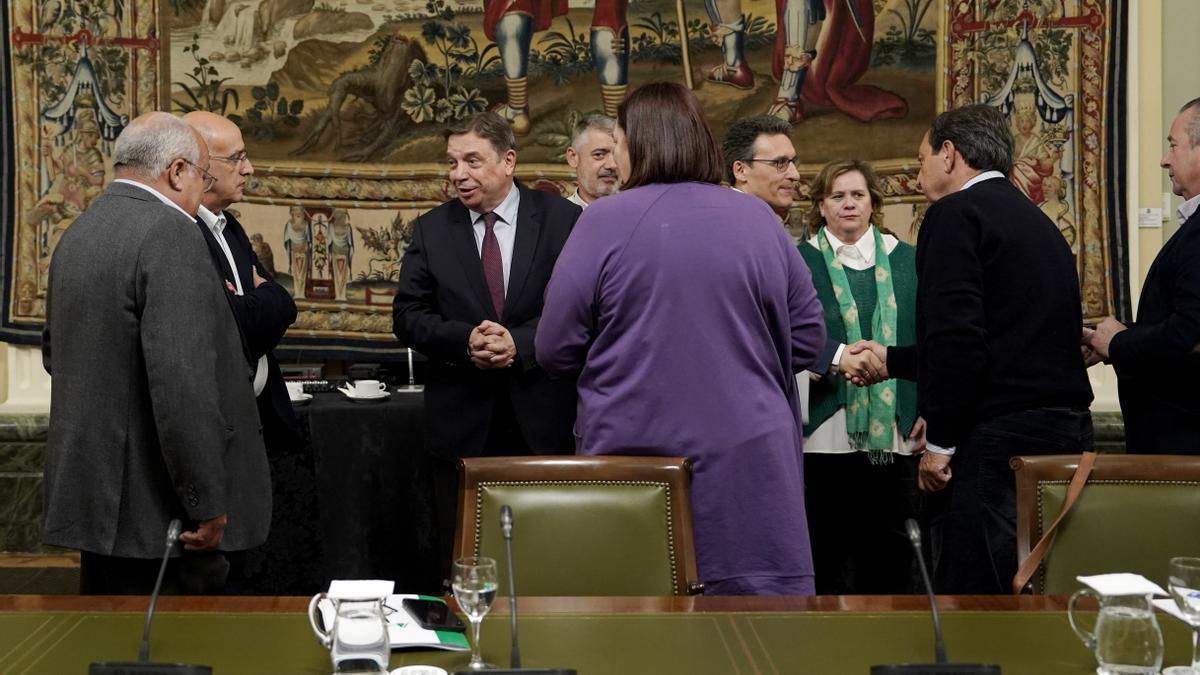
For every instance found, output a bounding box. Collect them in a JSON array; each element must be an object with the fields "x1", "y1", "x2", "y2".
[
  {"x1": 1170, "y1": 556, "x2": 1200, "y2": 673},
  {"x1": 453, "y1": 556, "x2": 498, "y2": 671}
]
